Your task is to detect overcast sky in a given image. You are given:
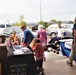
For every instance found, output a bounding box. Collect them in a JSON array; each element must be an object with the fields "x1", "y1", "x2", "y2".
[{"x1": 0, "y1": 0, "x2": 76, "y2": 23}]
